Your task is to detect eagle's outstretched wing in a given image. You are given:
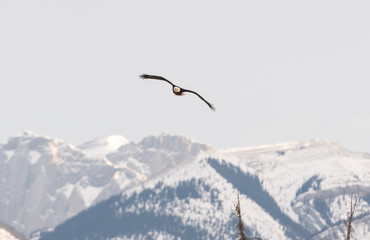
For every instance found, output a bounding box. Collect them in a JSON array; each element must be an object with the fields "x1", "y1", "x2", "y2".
[
  {"x1": 182, "y1": 88, "x2": 216, "y2": 111},
  {"x1": 140, "y1": 74, "x2": 175, "y2": 86},
  {"x1": 140, "y1": 74, "x2": 216, "y2": 111}
]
